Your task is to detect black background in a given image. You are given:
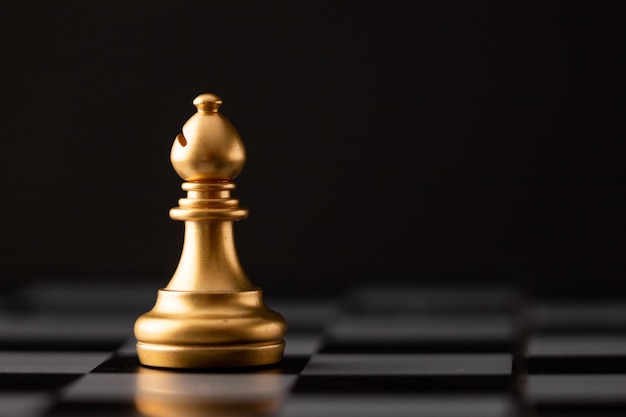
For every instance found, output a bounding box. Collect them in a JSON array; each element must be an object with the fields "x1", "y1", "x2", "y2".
[{"x1": 1, "y1": 1, "x2": 624, "y2": 296}]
